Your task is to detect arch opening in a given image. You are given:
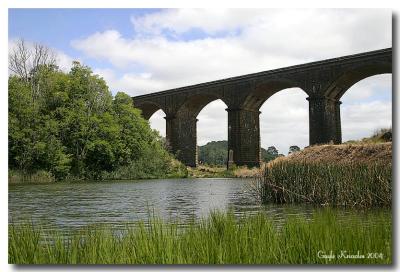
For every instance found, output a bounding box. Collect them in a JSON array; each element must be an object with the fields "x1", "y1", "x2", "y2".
[
  {"x1": 197, "y1": 99, "x2": 228, "y2": 166},
  {"x1": 259, "y1": 87, "x2": 309, "y2": 159},
  {"x1": 149, "y1": 109, "x2": 166, "y2": 138},
  {"x1": 340, "y1": 74, "x2": 392, "y2": 142},
  {"x1": 136, "y1": 101, "x2": 166, "y2": 120}
]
